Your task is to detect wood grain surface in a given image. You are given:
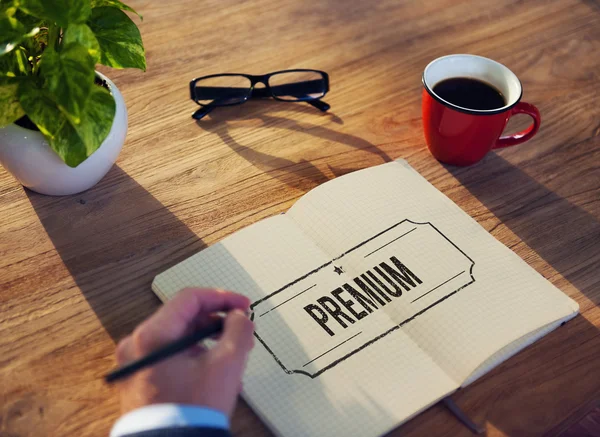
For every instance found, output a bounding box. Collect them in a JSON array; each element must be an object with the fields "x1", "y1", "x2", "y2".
[{"x1": 1, "y1": 0, "x2": 599, "y2": 436}]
